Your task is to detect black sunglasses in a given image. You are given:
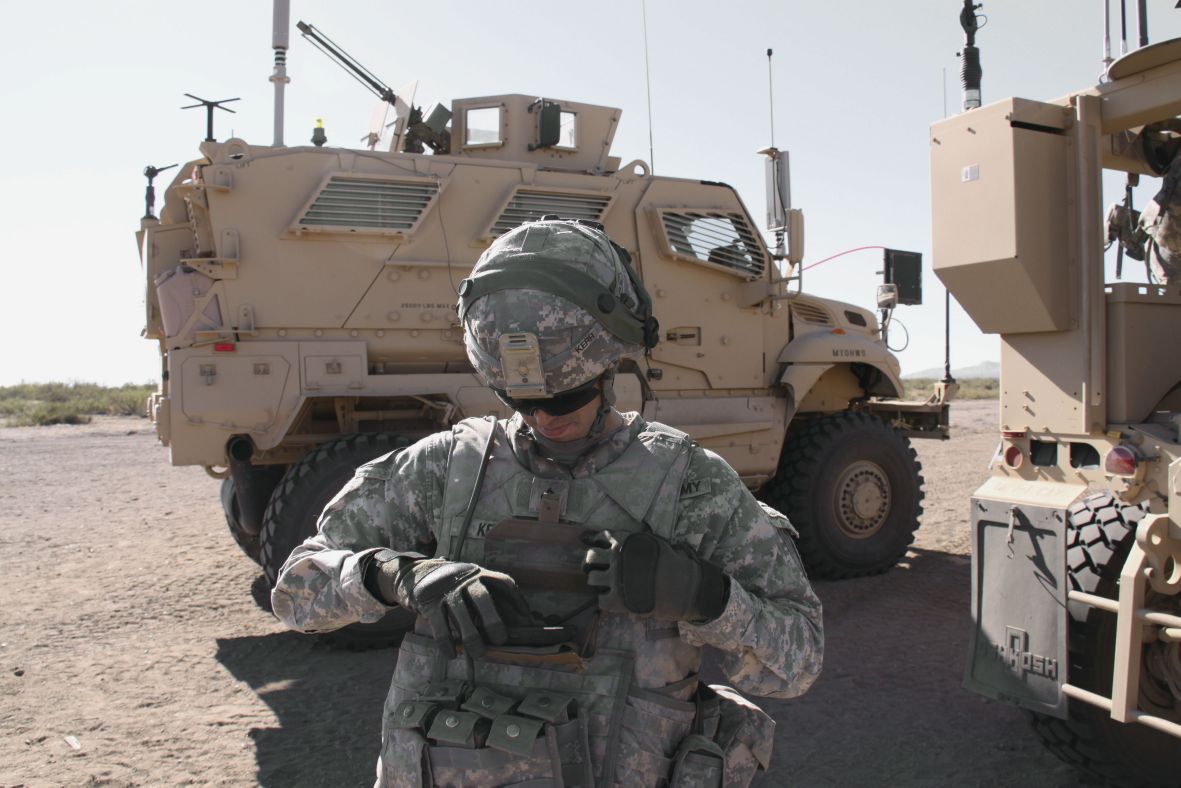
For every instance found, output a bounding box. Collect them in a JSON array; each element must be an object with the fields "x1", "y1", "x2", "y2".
[{"x1": 492, "y1": 379, "x2": 601, "y2": 416}]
